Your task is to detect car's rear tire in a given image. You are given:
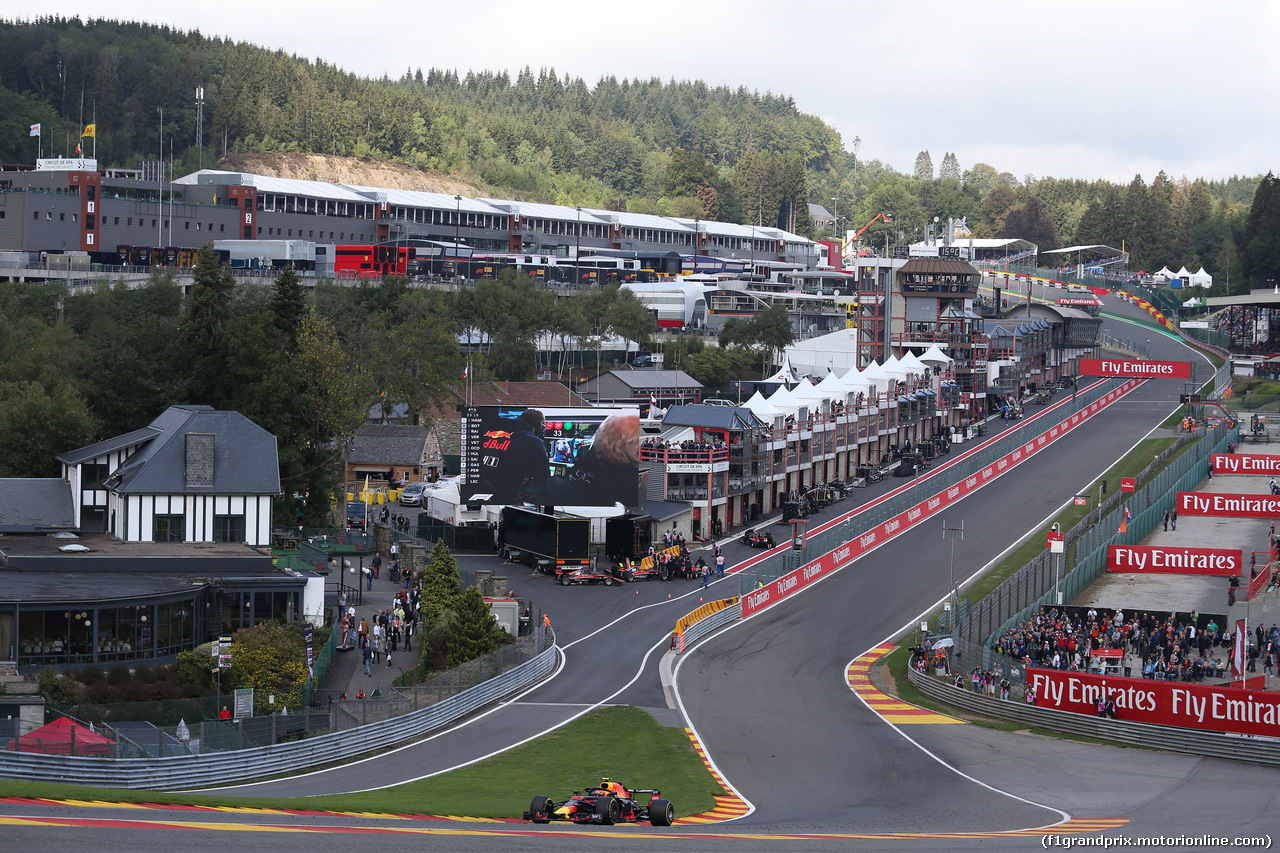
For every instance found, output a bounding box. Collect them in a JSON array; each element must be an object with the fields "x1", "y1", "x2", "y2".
[
  {"x1": 559, "y1": 573, "x2": 569, "y2": 586},
  {"x1": 649, "y1": 798, "x2": 674, "y2": 827},
  {"x1": 602, "y1": 574, "x2": 613, "y2": 586},
  {"x1": 529, "y1": 795, "x2": 553, "y2": 823},
  {"x1": 595, "y1": 796, "x2": 619, "y2": 825}
]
